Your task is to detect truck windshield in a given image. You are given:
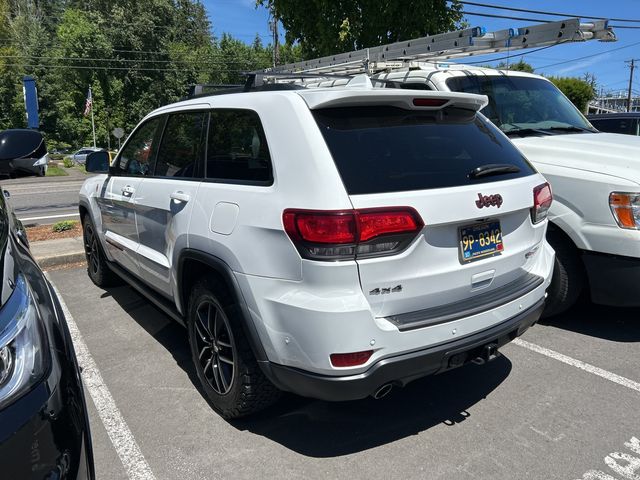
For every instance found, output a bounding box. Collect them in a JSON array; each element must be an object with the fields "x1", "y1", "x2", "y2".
[{"x1": 446, "y1": 75, "x2": 597, "y2": 135}]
